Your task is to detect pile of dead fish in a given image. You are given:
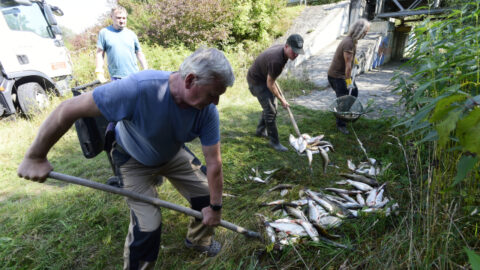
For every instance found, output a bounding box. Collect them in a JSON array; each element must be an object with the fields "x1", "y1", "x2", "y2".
[
  {"x1": 288, "y1": 134, "x2": 333, "y2": 172},
  {"x1": 256, "y1": 159, "x2": 398, "y2": 249},
  {"x1": 244, "y1": 167, "x2": 282, "y2": 184}
]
